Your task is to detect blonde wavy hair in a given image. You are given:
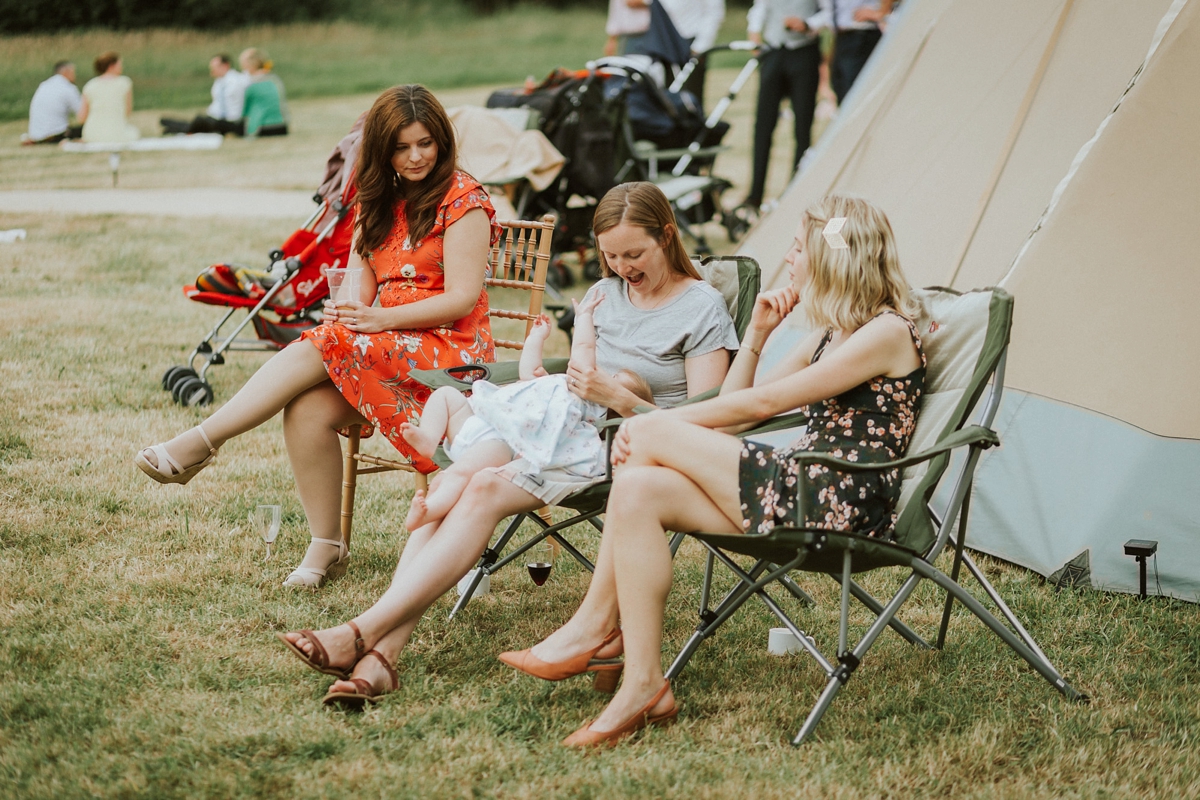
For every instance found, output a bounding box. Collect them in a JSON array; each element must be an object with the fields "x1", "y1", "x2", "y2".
[
  {"x1": 239, "y1": 48, "x2": 271, "y2": 72},
  {"x1": 800, "y1": 195, "x2": 919, "y2": 331}
]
